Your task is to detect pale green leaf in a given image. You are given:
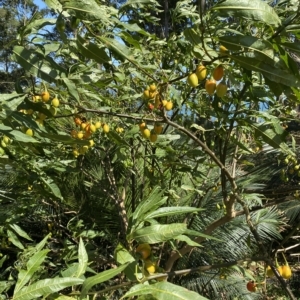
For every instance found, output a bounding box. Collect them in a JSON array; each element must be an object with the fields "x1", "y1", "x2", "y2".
[
  {"x1": 80, "y1": 263, "x2": 129, "y2": 299},
  {"x1": 213, "y1": 0, "x2": 281, "y2": 26},
  {"x1": 144, "y1": 207, "x2": 203, "y2": 220},
  {"x1": 76, "y1": 238, "x2": 88, "y2": 278},
  {"x1": 14, "y1": 250, "x2": 50, "y2": 294},
  {"x1": 7, "y1": 230, "x2": 24, "y2": 249},
  {"x1": 175, "y1": 235, "x2": 202, "y2": 247},
  {"x1": 9, "y1": 130, "x2": 40, "y2": 143},
  {"x1": 13, "y1": 277, "x2": 83, "y2": 300},
  {"x1": 9, "y1": 224, "x2": 32, "y2": 241},
  {"x1": 129, "y1": 224, "x2": 187, "y2": 244},
  {"x1": 121, "y1": 281, "x2": 209, "y2": 299}
]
